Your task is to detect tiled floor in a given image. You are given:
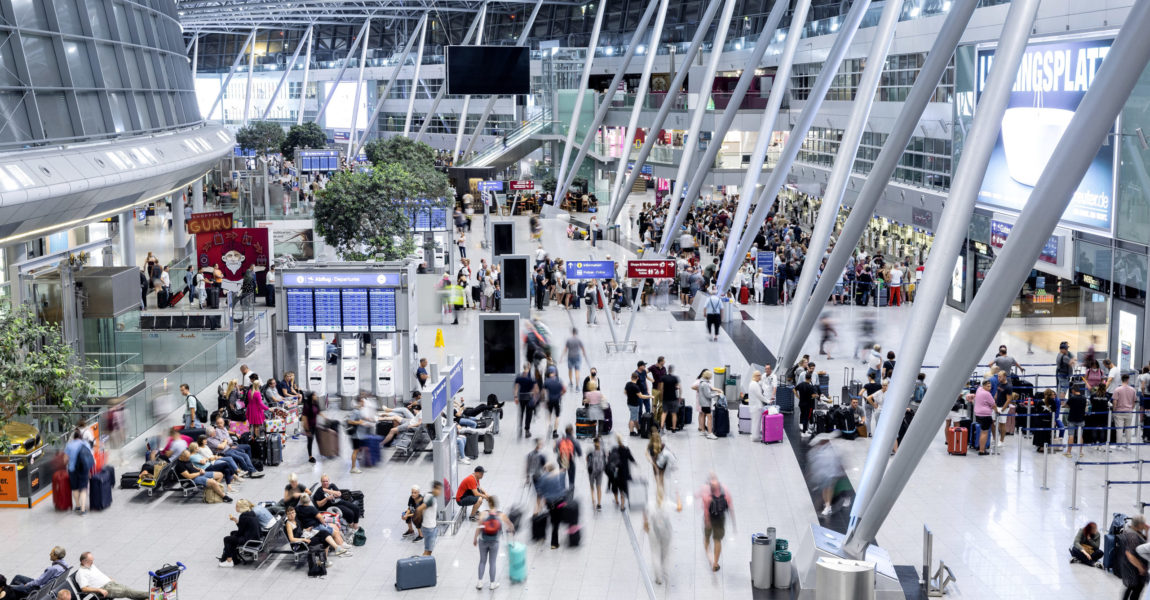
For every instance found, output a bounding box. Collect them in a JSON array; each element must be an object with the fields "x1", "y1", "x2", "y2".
[{"x1": 0, "y1": 195, "x2": 1126, "y2": 599}]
